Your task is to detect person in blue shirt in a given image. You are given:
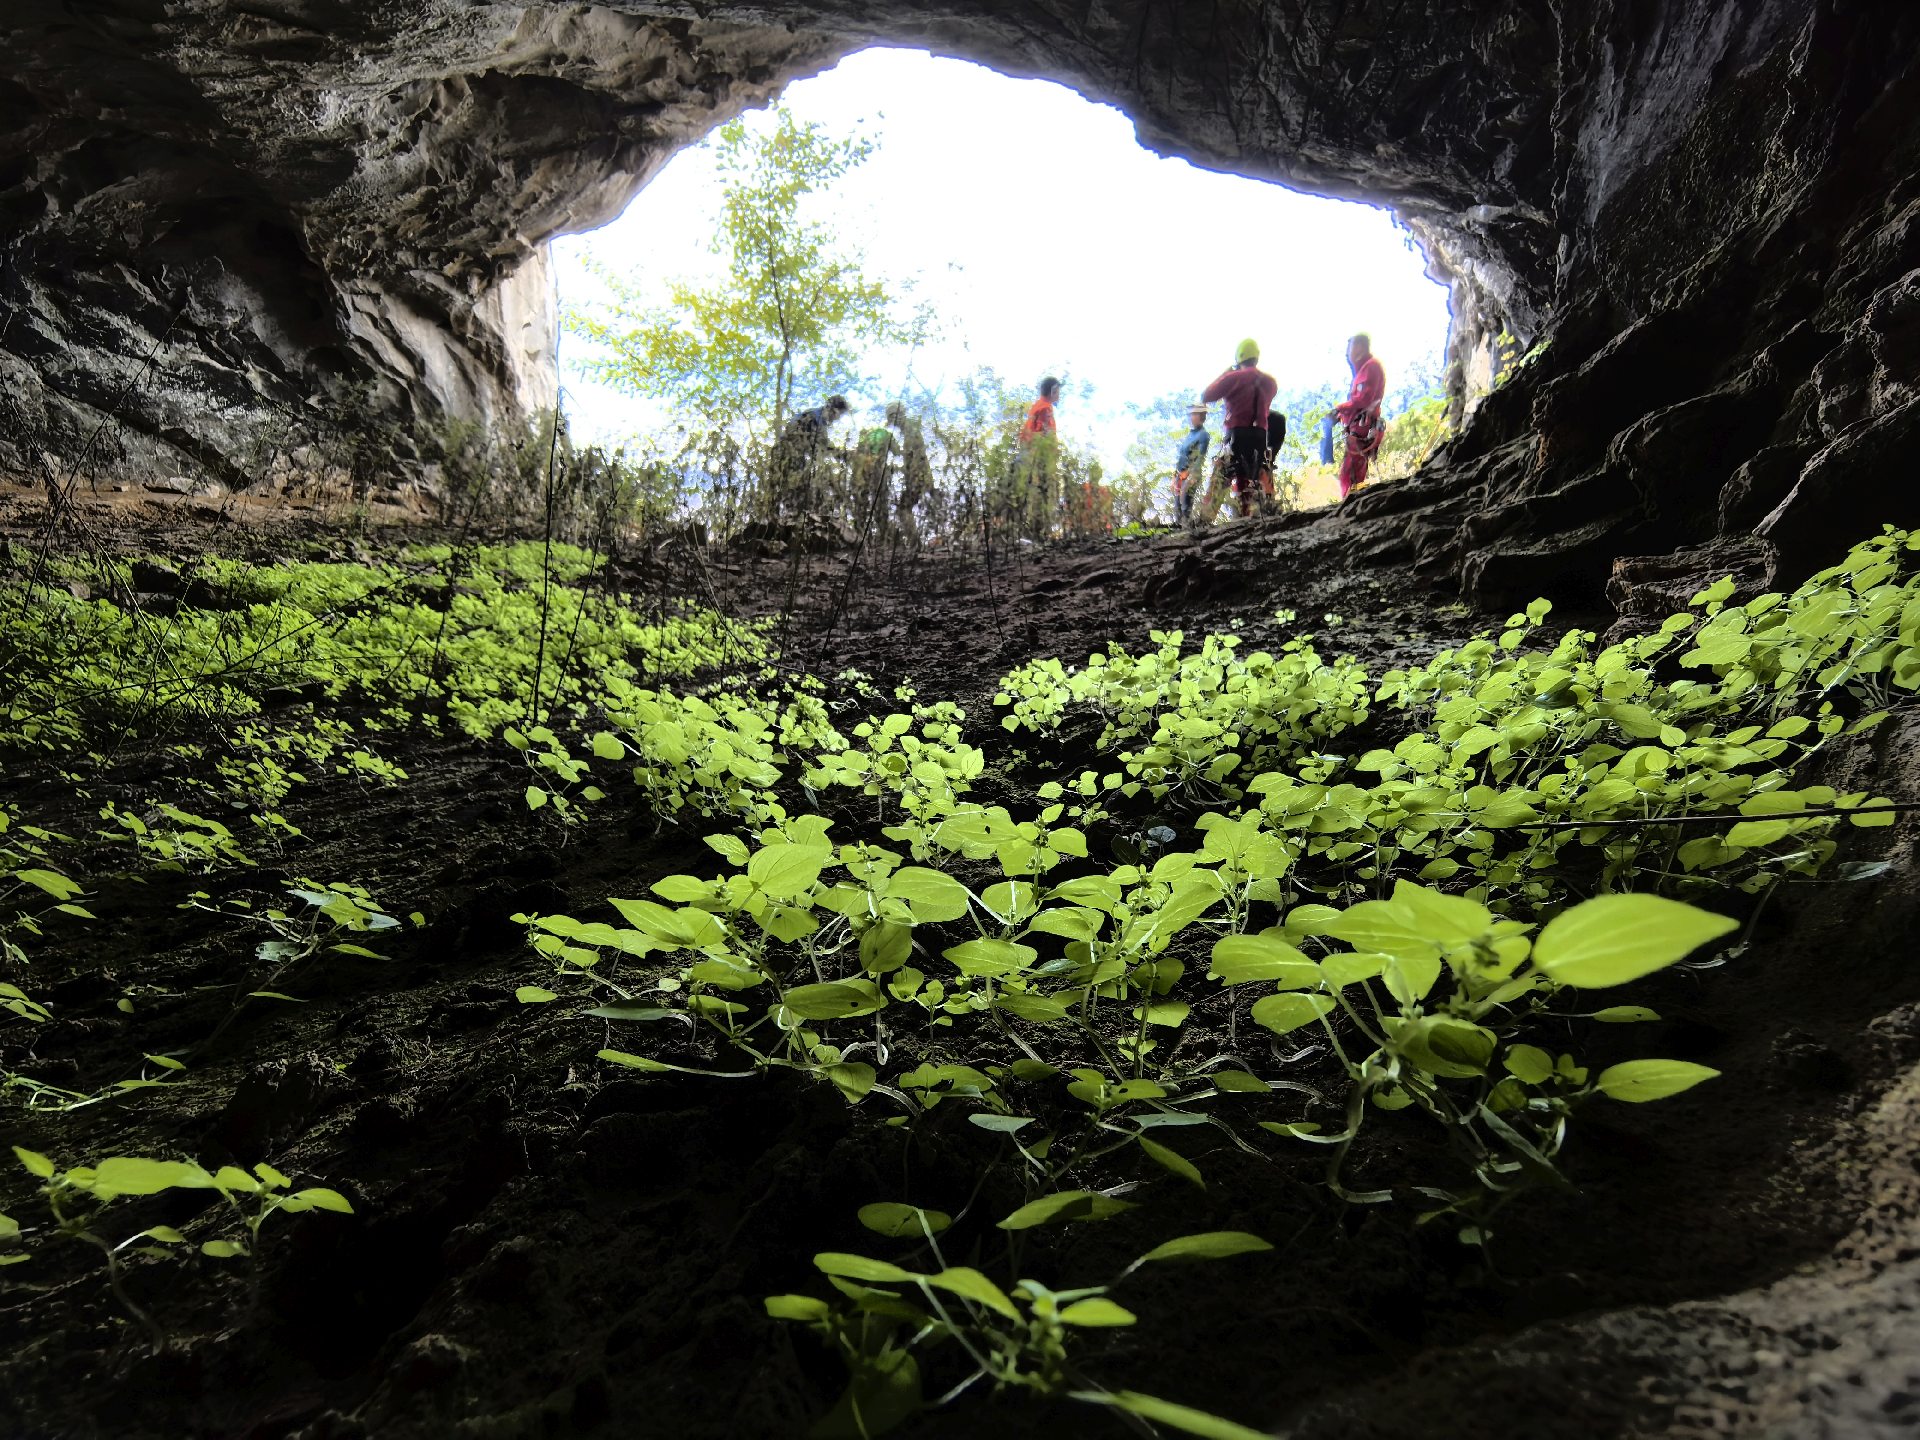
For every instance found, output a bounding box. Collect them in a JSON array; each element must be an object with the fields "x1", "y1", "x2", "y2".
[{"x1": 1173, "y1": 401, "x2": 1210, "y2": 524}]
